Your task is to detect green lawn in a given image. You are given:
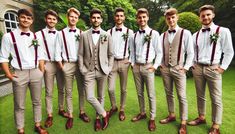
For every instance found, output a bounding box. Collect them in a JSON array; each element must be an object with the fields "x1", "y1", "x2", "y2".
[{"x1": 0, "y1": 67, "x2": 235, "y2": 134}]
